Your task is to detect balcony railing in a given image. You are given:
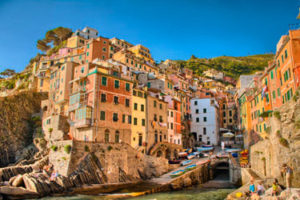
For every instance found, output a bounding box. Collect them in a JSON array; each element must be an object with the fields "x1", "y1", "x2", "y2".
[{"x1": 74, "y1": 118, "x2": 91, "y2": 128}]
